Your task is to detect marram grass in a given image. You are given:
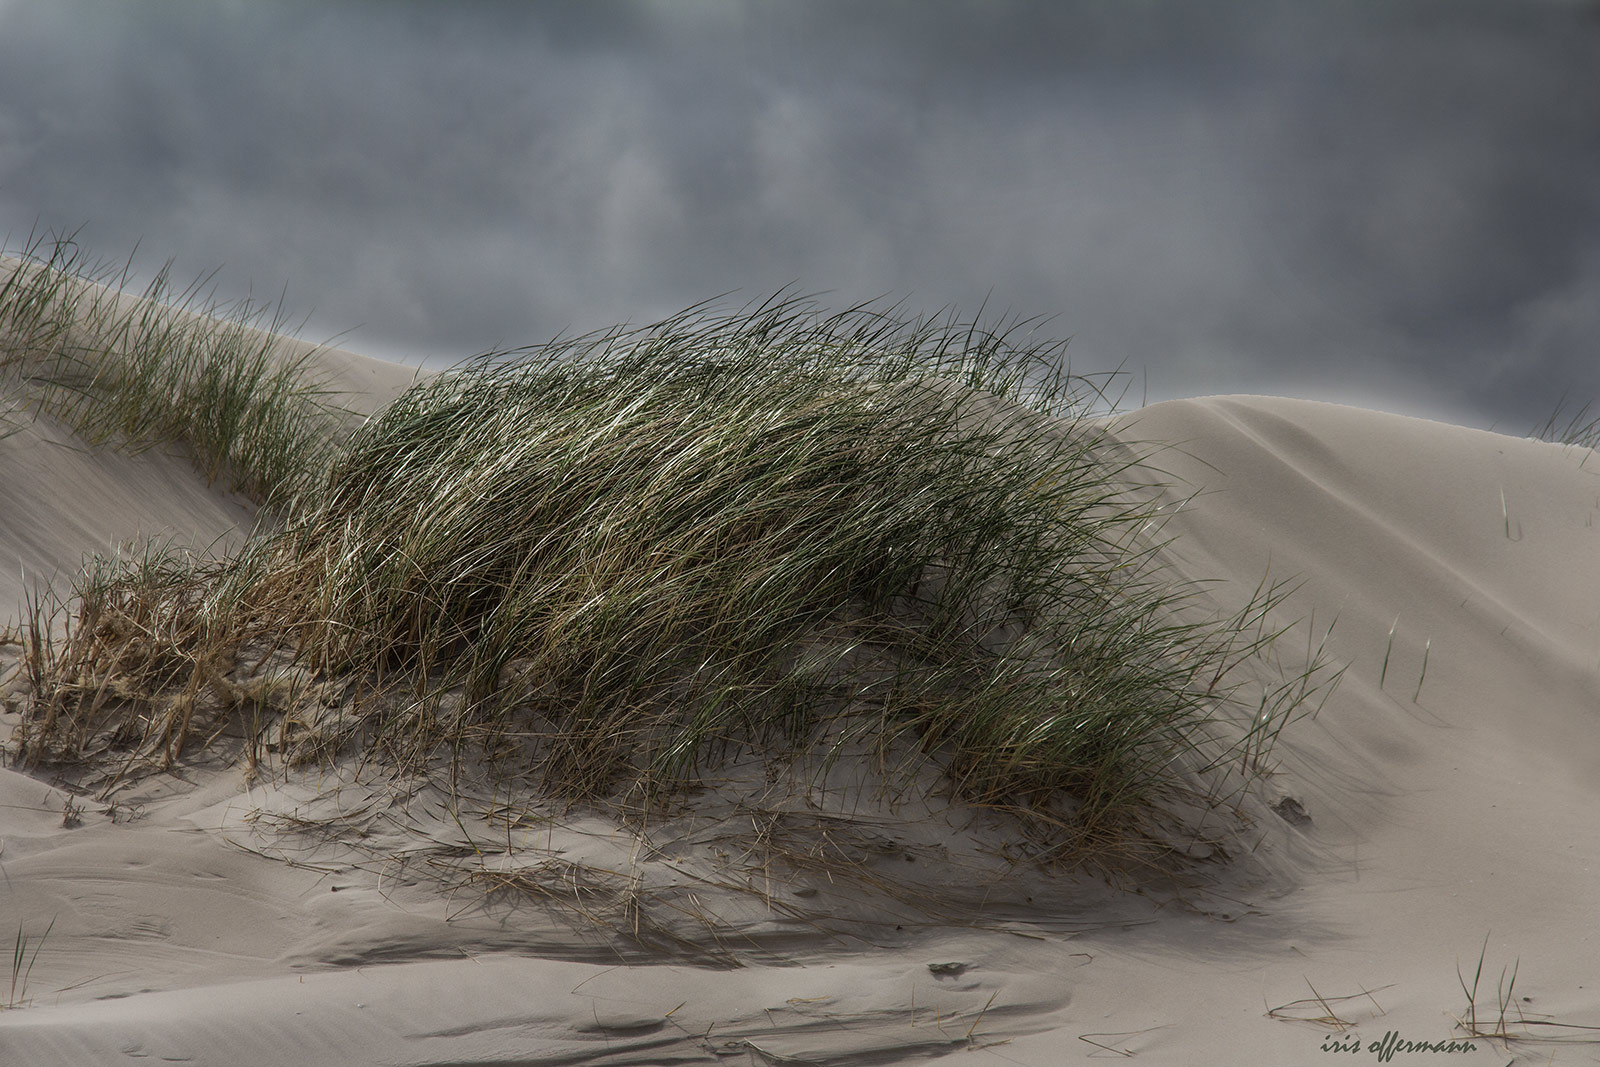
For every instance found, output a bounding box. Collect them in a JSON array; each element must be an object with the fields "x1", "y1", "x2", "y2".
[
  {"x1": 2, "y1": 248, "x2": 1332, "y2": 851},
  {"x1": 0, "y1": 230, "x2": 344, "y2": 506}
]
